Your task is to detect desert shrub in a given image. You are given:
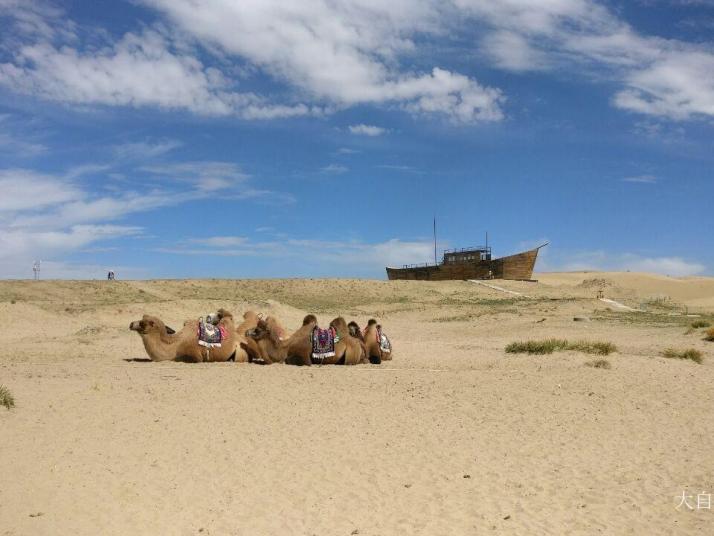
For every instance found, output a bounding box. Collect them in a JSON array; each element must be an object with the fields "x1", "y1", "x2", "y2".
[
  {"x1": 568, "y1": 340, "x2": 617, "y2": 355},
  {"x1": 585, "y1": 359, "x2": 611, "y2": 369},
  {"x1": 0, "y1": 385, "x2": 14, "y2": 410},
  {"x1": 704, "y1": 328, "x2": 714, "y2": 342},
  {"x1": 505, "y1": 339, "x2": 569, "y2": 355},
  {"x1": 505, "y1": 339, "x2": 616, "y2": 355},
  {"x1": 691, "y1": 320, "x2": 711, "y2": 329},
  {"x1": 662, "y1": 348, "x2": 703, "y2": 364}
]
